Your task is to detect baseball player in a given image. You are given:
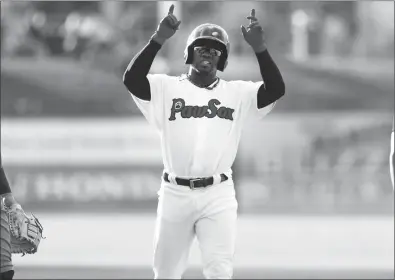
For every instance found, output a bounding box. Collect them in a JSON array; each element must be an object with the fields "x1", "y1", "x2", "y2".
[
  {"x1": 1, "y1": 155, "x2": 17, "y2": 280},
  {"x1": 123, "y1": 5, "x2": 285, "y2": 279},
  {"x1": 0, "y1": 154, "x2": 44, "y2": 280}
]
